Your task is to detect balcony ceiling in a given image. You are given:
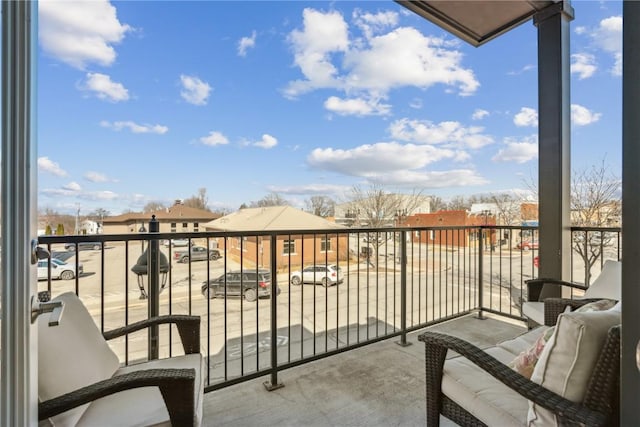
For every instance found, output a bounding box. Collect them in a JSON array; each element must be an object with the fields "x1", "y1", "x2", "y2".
[{"x1": 396, "y1": 0, "x2": 556, "y2": 46}]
